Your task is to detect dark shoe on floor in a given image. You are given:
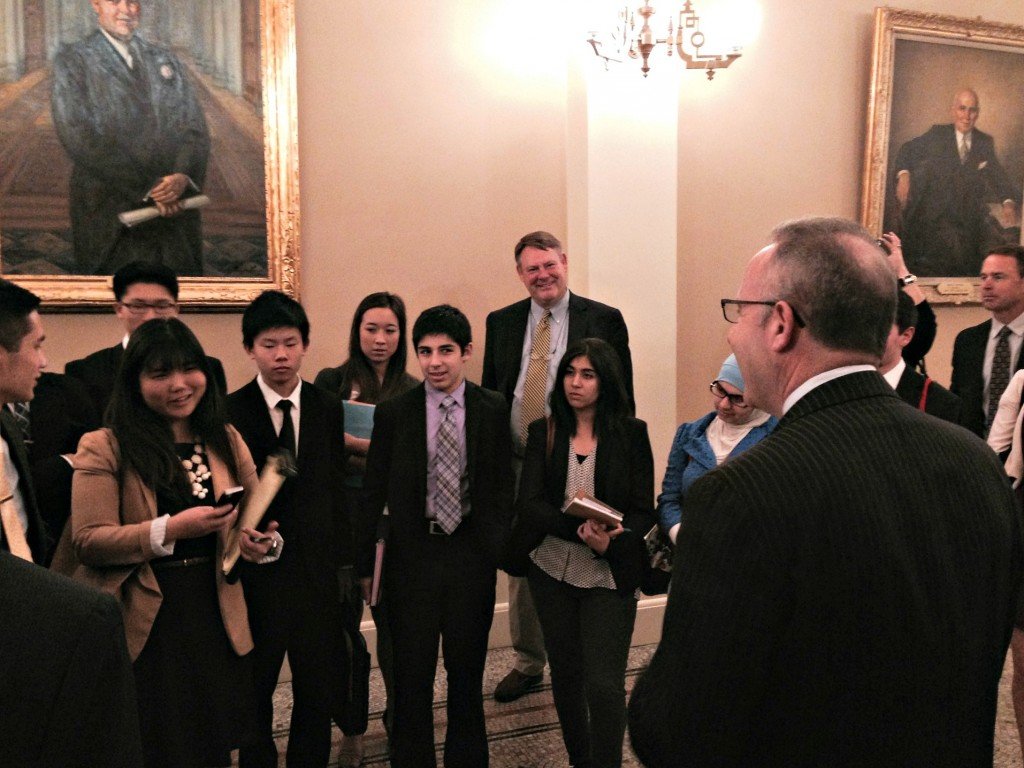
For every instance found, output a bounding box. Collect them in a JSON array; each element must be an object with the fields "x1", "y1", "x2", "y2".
[{"x1": 494, "y1": 669, "x2": 543, "y2": 703}]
